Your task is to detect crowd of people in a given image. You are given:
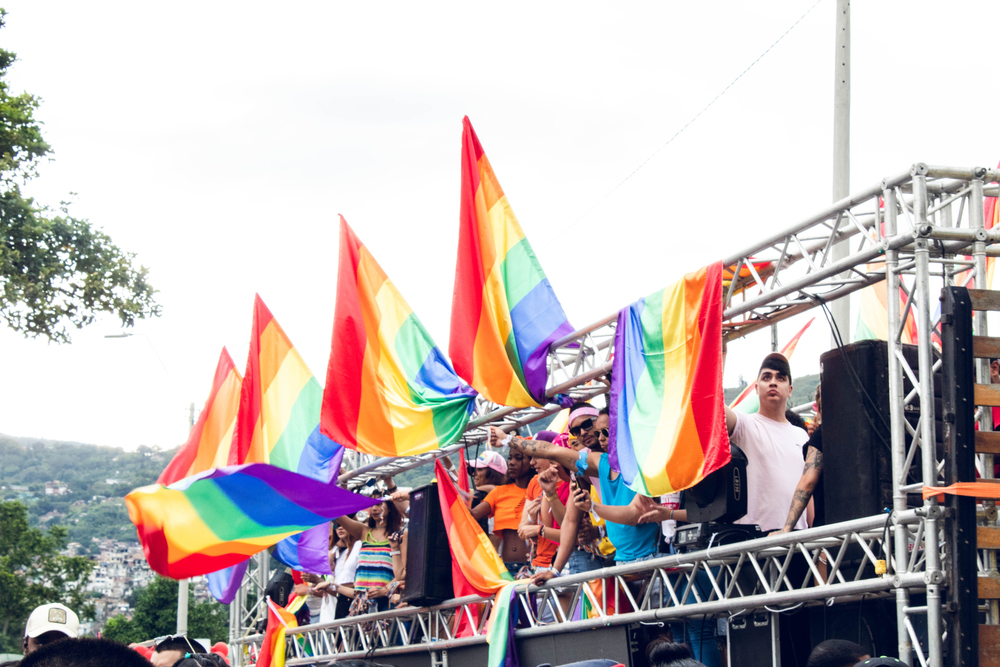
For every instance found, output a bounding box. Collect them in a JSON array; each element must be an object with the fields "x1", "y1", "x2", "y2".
[{"x1": 11, "y1": 351, "x2": 912, "y2": 667}]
